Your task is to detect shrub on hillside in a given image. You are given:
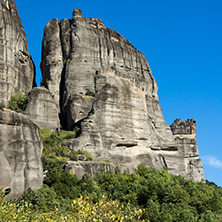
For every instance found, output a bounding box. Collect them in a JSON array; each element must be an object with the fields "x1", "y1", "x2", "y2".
[{"x1": 7, "y1": 92, "x2": 29, "y2": 113}]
